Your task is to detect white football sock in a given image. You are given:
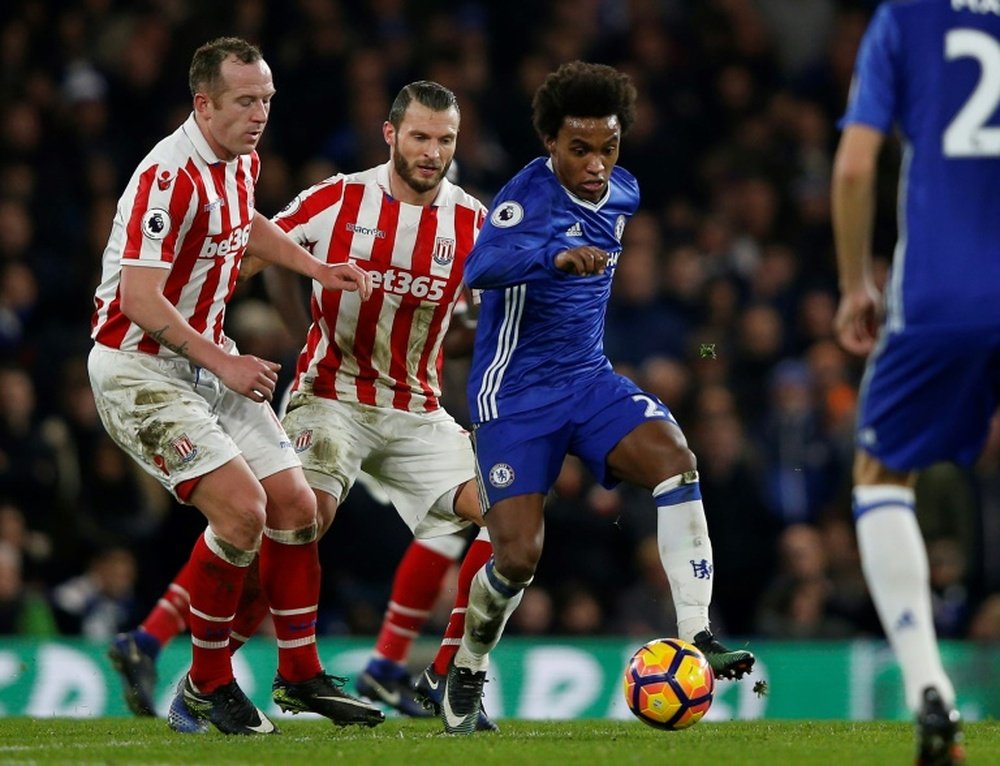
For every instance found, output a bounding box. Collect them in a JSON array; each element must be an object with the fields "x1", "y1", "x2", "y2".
[
  {"x1": 655, "y1": 473, "x2": 713, "y2": 642},
  {"x1": 455, "y1": 559, "x2": 528, "y2": 672},
  {"x1": 854, "y1": 485, "x2": 955, "y2": 712}
]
